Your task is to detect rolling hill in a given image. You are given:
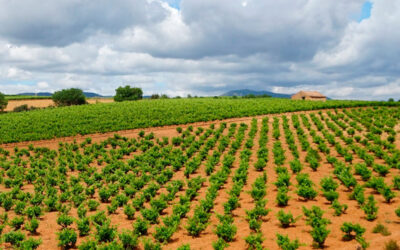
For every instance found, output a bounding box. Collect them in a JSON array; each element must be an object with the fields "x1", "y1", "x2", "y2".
[{"x1": 220, "y1": 89, "x2": 292, "y2": 98}]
